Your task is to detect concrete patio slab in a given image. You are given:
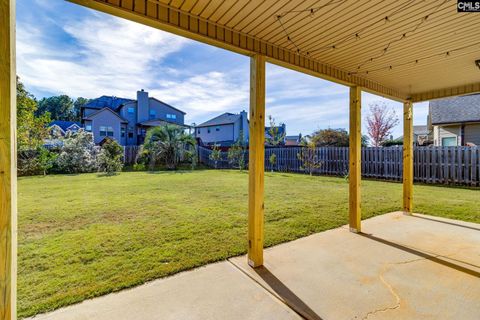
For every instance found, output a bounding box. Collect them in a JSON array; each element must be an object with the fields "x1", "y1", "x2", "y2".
[
  {"x1": 29, "y1": 261, "x2": 301, "y2": 320},
  {"x1": 230, "y1": 211, "x2": 480, "y2": 319}
]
